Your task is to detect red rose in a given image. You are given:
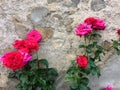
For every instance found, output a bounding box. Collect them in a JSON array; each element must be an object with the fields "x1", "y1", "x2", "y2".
[
  {"x1": 13, "y1": 39, "x2": 39, "y2": 53},
  {"x1": 84, "y1": 17, "x2": 106, "y2": 30},
  {"x1": 76, "y1": 56, "x2": 88, "y2": 68},
  {"x1": 1, "y1": 52, "x2": 26, "y2": 71},
  {"x1": 117, "y1": 29, "x2": 120, "y2": 35}
]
